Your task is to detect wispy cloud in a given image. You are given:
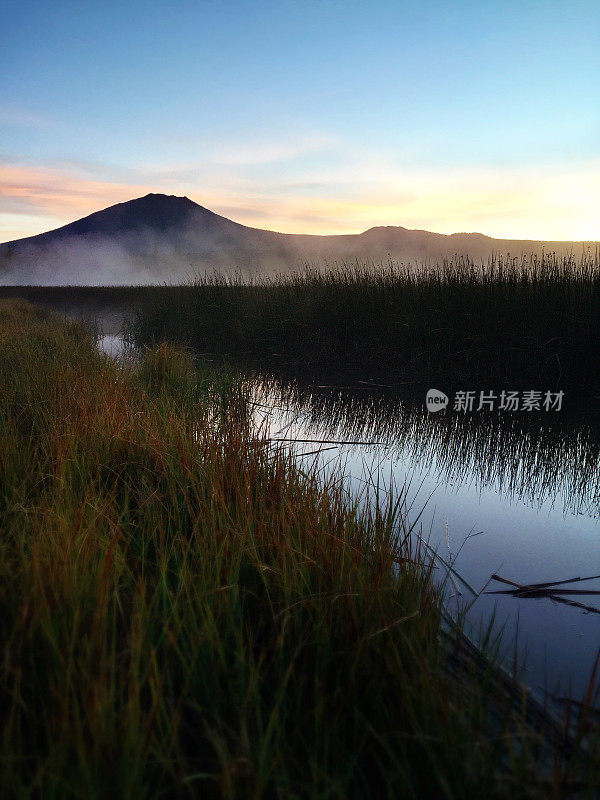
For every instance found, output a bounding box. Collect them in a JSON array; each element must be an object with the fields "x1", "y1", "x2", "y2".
[
  {"x1": 0, "y1": 107, "x2": 59, "y2": 130},
  {"x1": 198, "y1": 135, "x2": 337, "y2": 167},
  {"x1": 1, "y1": 152, "x2": 599, "y2": 242},
  {"x1": 0, "y1": 162, "x2": 152, "y2": 238}
]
